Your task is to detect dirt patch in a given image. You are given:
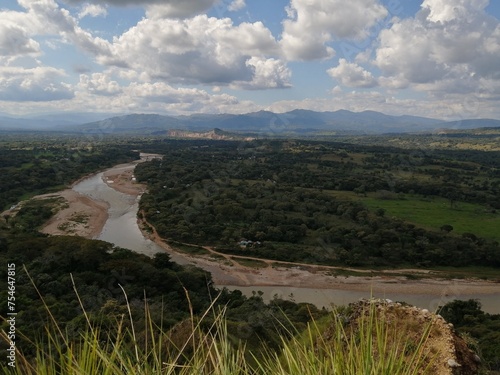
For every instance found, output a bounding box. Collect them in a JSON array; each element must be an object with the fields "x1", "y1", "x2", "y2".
[
  {"x1": 102, "y1": 164, "x2": 146, "y2": 196},
  {"x1": 39, "y1": 190, "x2": 109, "y2": 239}
]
